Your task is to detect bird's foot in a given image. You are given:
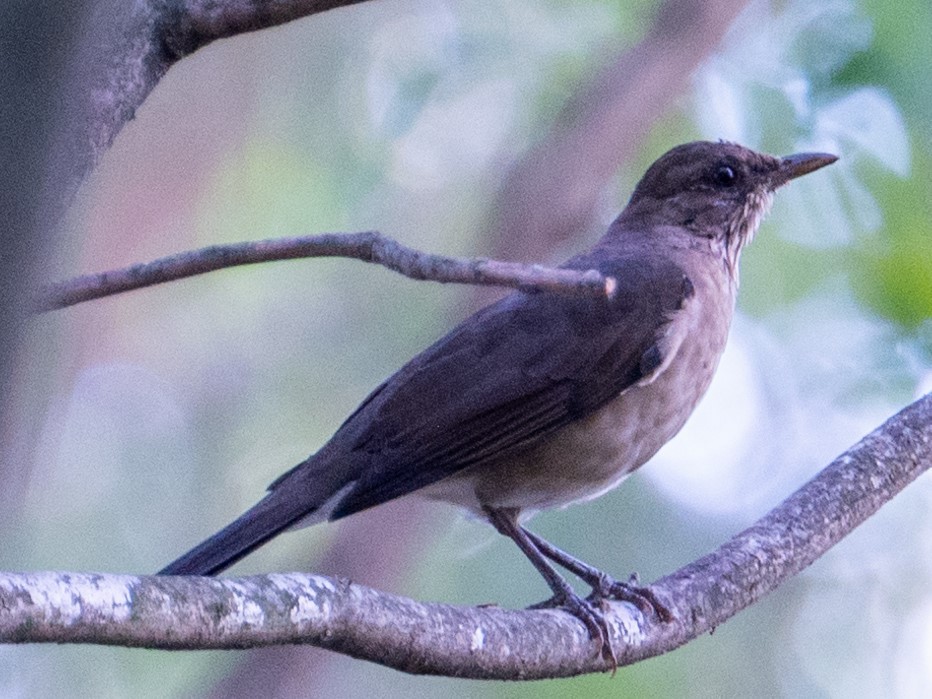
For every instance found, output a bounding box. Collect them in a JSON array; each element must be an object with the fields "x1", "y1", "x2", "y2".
[
  {"x1": 588, "y1": 573, "x2": 674, "y2": 623},
  {"x1": 529, "y1": 591, "x2": 617, "y2": 669}
]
